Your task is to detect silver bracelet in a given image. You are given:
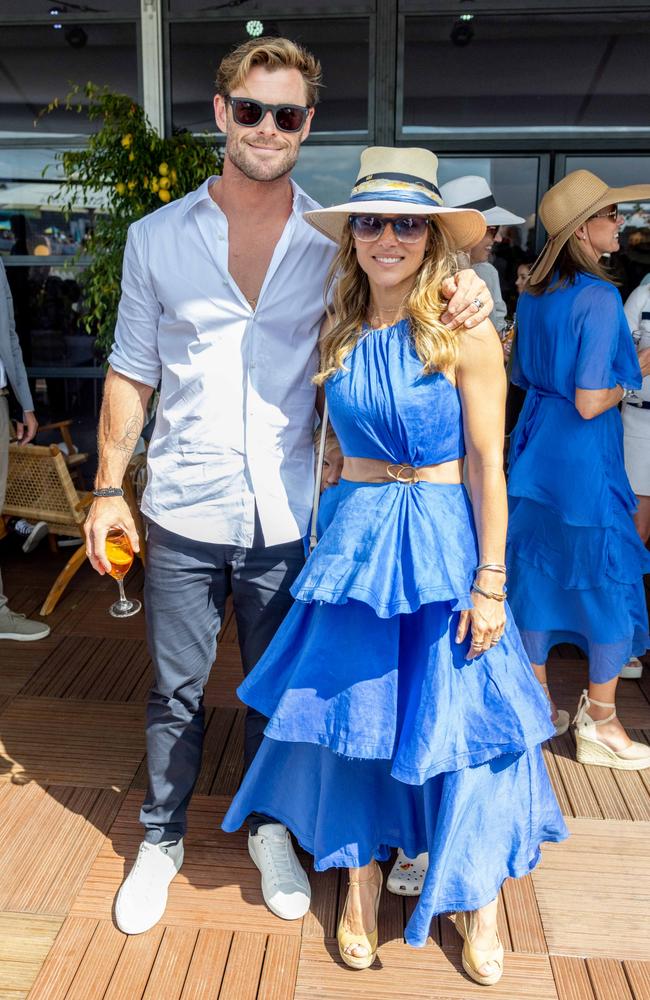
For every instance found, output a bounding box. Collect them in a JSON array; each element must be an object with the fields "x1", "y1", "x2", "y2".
[{"x1": 476, "y1": 563, "x2": 507, "y2": 574}]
